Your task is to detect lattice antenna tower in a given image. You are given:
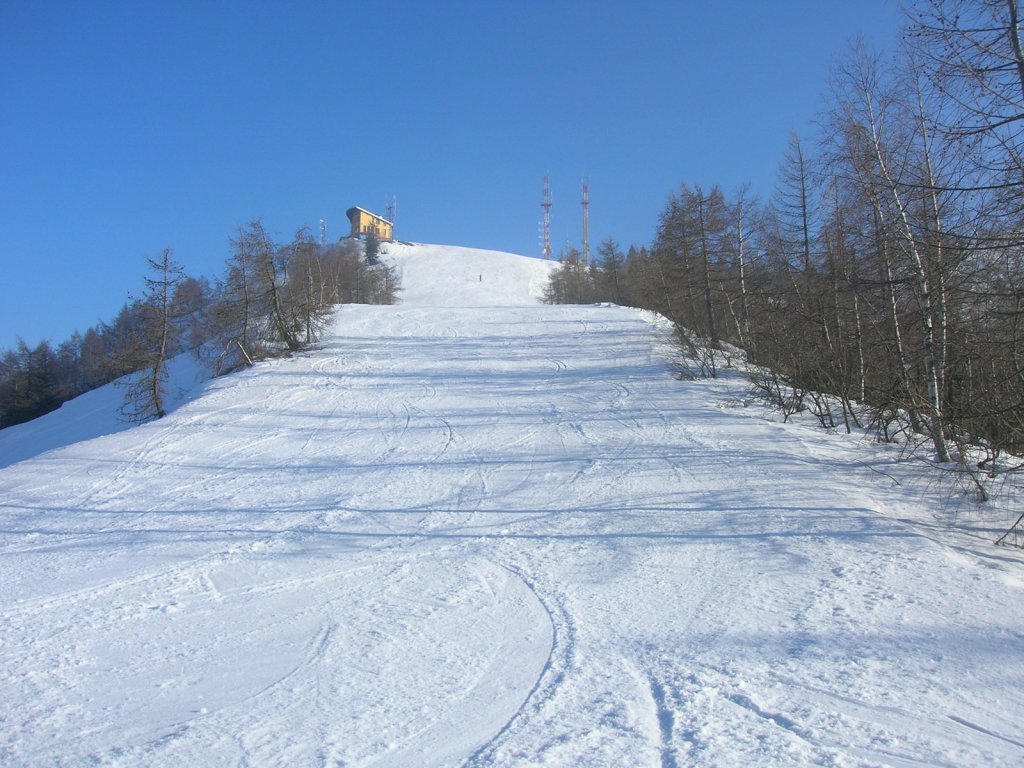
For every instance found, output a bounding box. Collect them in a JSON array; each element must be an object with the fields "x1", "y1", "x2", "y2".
[
  {"x1": 385, "y1": 195, "x2": 397, "y2": 225},
  {"x1": 581, "y1": 180, "x2": 590, "y2": 267},
  {"x1": 319, "y1": 219, "x2": 327, "y2": 246},
  {"x1": 542, "y1": 174, "x2": 552, "y2": 260}
]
